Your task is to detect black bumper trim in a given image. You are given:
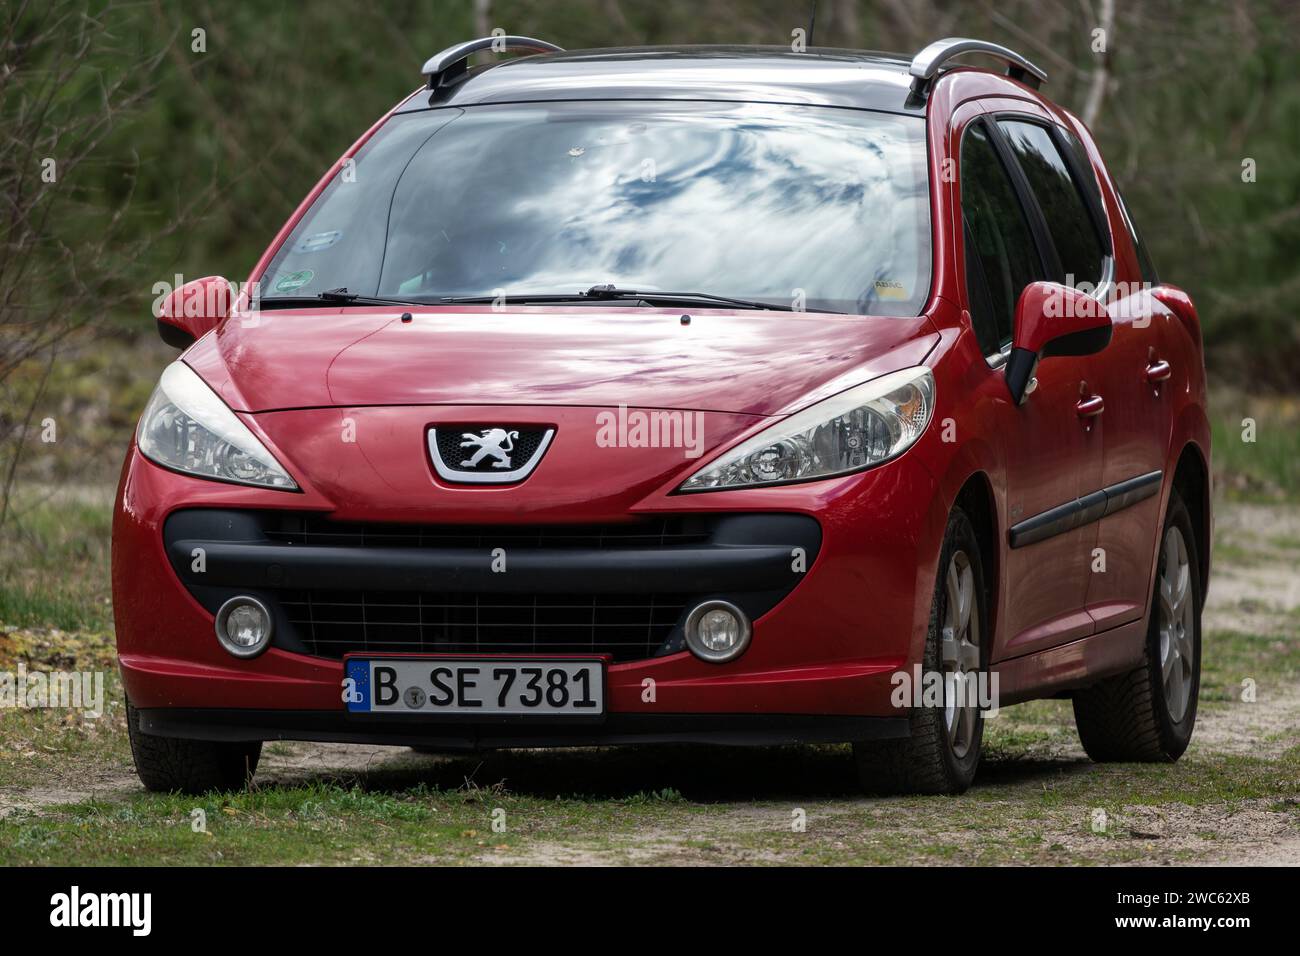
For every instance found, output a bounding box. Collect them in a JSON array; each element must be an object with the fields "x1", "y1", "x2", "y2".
[
  {"x1": 137, "y1": 708, "x2": 911, "y2": 749},
  {"x1": 170, "y1": 540, "x2": 798, "y2": 593}
]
